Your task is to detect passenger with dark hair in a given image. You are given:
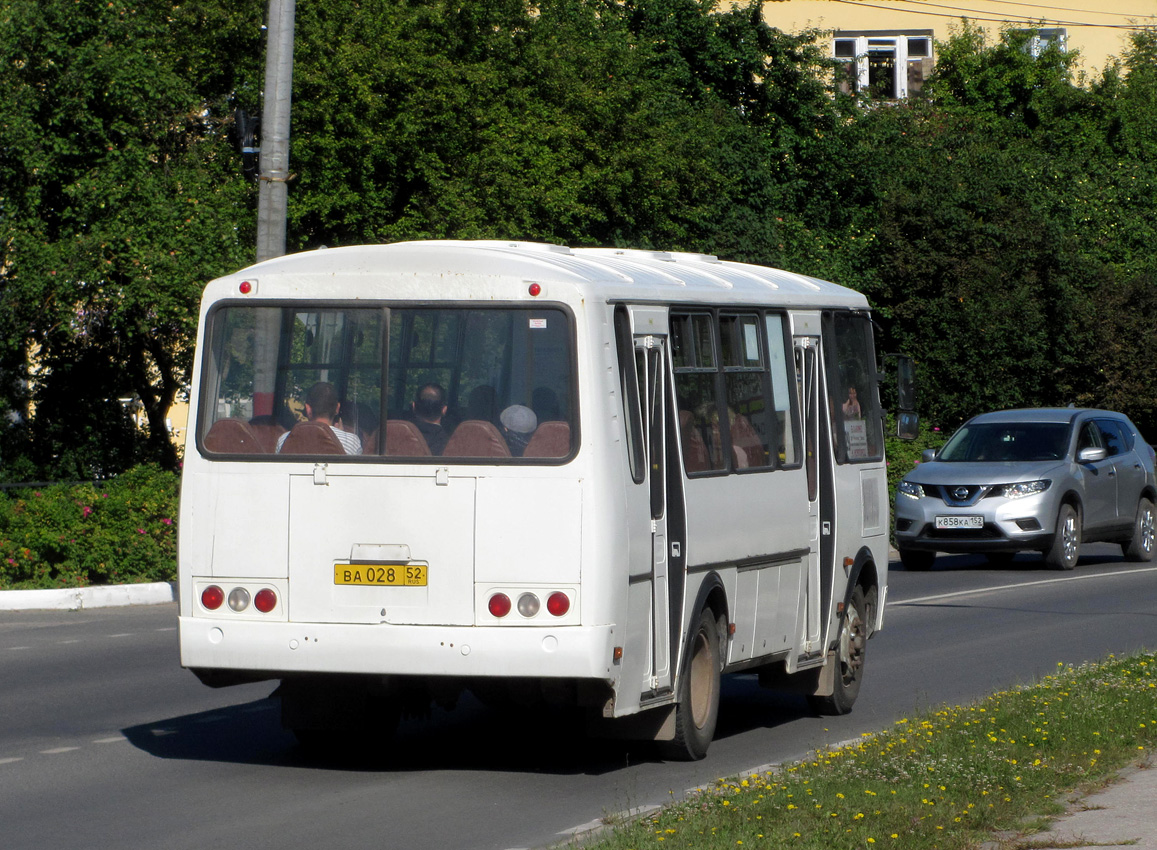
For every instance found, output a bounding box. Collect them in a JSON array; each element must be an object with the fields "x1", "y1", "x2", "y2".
[
  {"x1": 411, "y1": 383, "x2": 450, "y2": 455},
  {"x1": 337, "y1": 399, "x2": 380, "y2": 453},
  {"x1": 276, "y1": 381, "x2": 362, "y2": 454}
]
